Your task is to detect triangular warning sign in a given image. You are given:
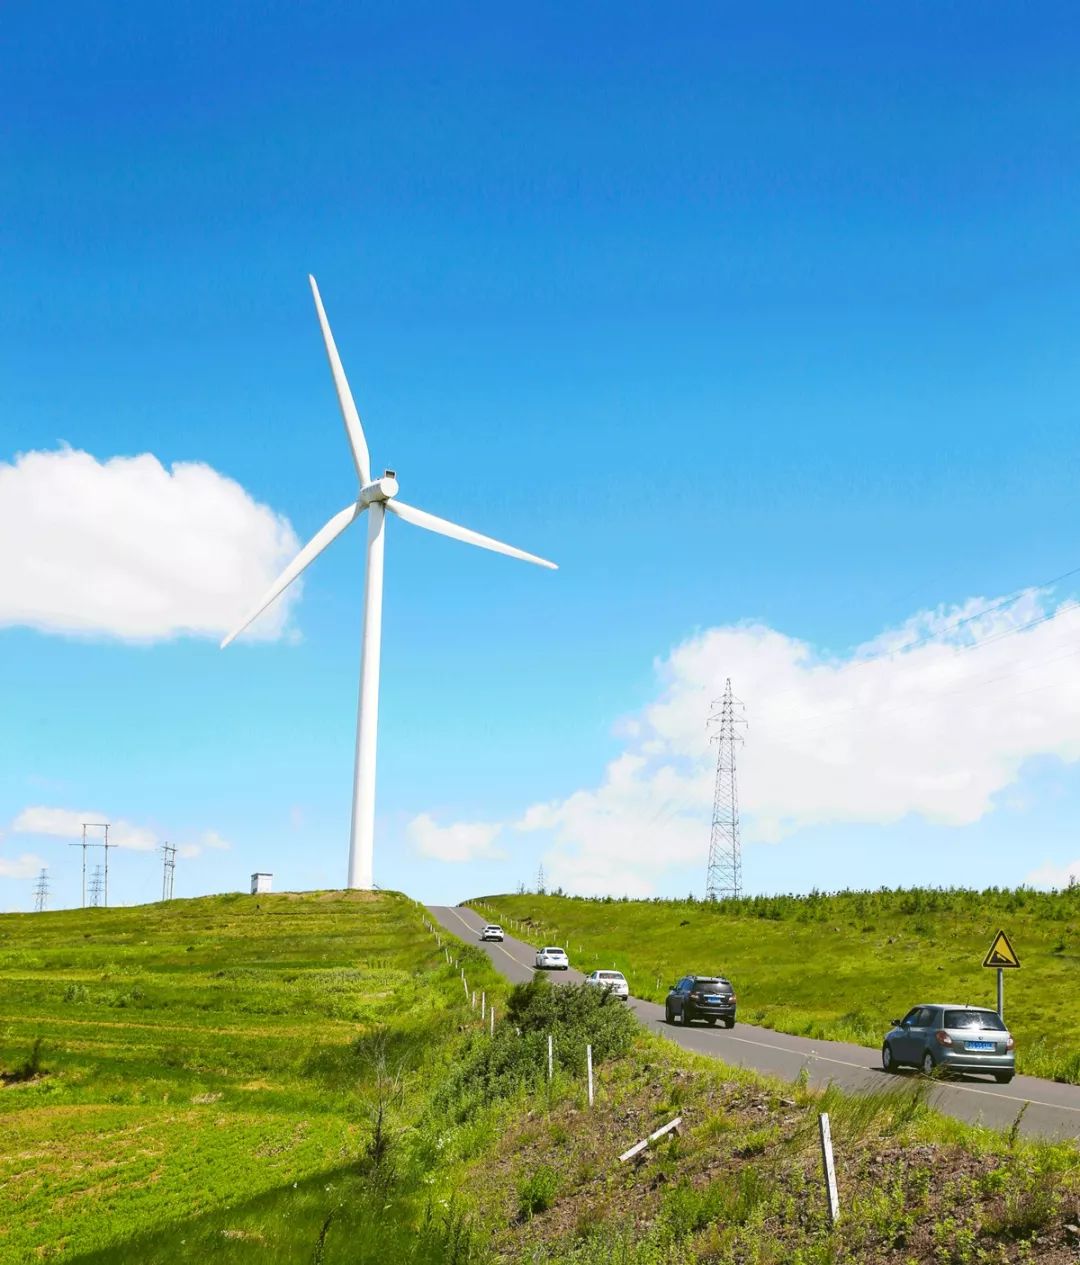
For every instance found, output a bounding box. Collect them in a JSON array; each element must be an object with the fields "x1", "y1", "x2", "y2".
[{"x1": 983, "y1": 929, "x2": 1021, "y2": 969}]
